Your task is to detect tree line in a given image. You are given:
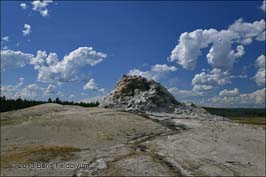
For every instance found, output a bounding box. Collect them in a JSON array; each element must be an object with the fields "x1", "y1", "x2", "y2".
[
  {"x1": 204, "y1": 107, "x2": 266, "y2": 117},
  {"x1": 0, "y1": 96, "x2": 99, "y2": 112}
]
